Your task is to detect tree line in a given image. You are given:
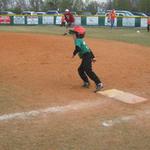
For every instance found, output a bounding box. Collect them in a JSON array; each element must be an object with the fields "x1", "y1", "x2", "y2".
[
  {"x1": 111, "y1": 0, "x2": 150, "y2": 13},
  {"x1": 0, "y1": 0, "x2": 84, "y2": 13},
  {"x1": 0, "y1": 0, "x2": 149, "y2": 14}
]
